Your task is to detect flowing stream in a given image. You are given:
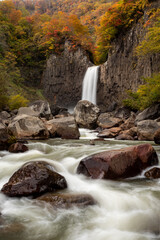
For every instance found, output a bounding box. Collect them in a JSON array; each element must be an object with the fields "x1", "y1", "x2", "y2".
[{"x1": 0, "y1": 129, "x2": 160, "y2": 240}]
